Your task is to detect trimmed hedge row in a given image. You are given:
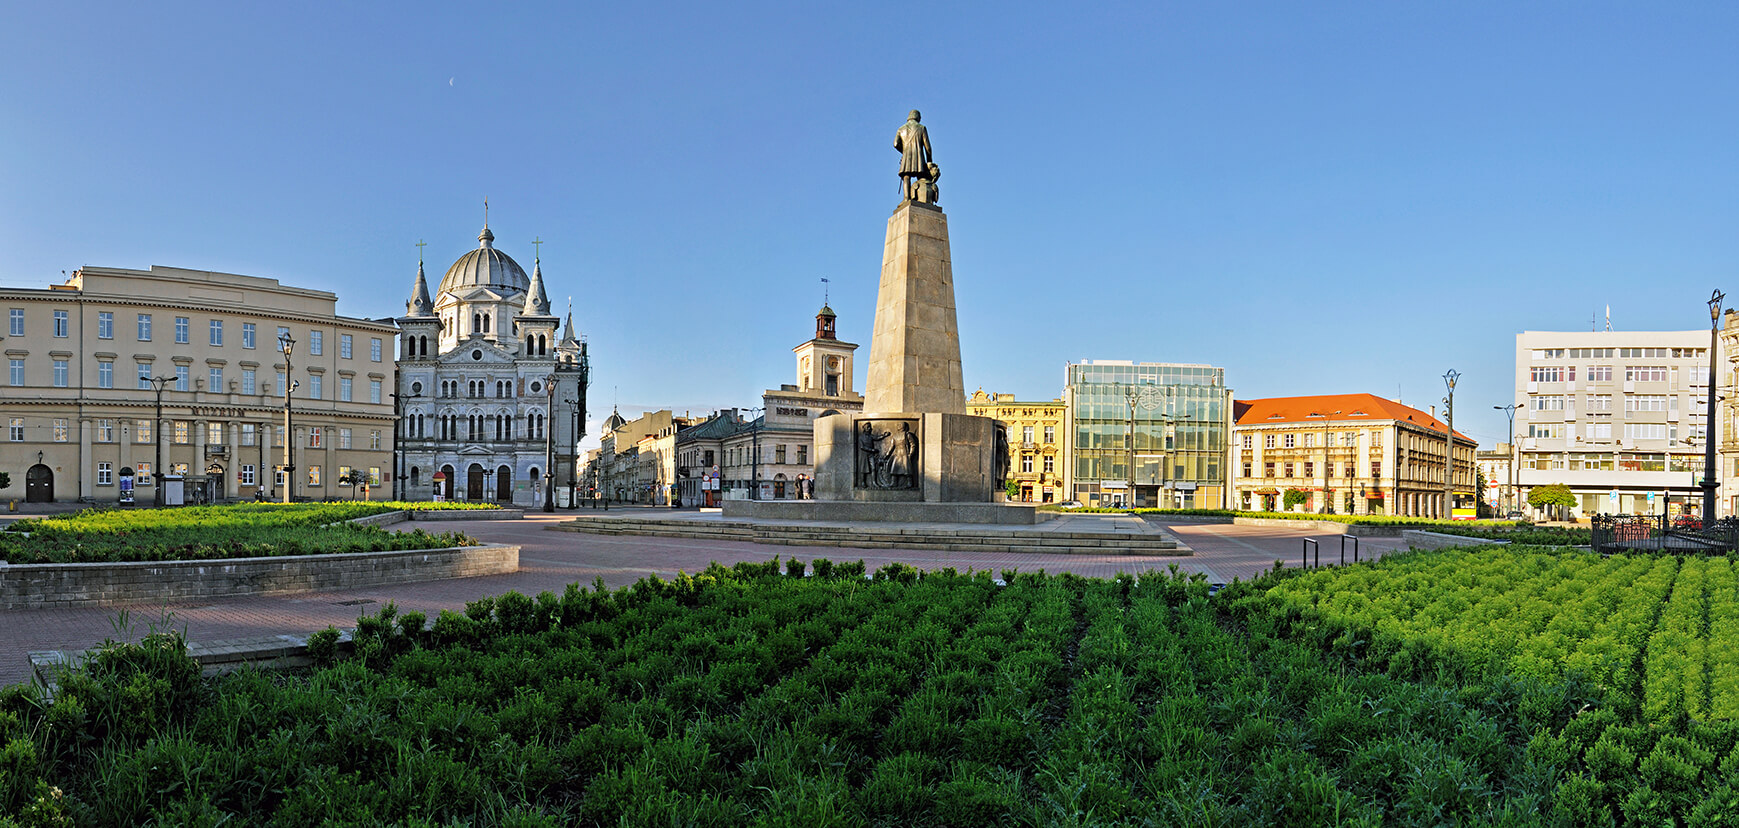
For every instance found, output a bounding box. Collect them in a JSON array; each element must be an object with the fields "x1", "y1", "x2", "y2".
[{"x1": 0, "y1": 502, "x2": 480, "y2": 564}]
